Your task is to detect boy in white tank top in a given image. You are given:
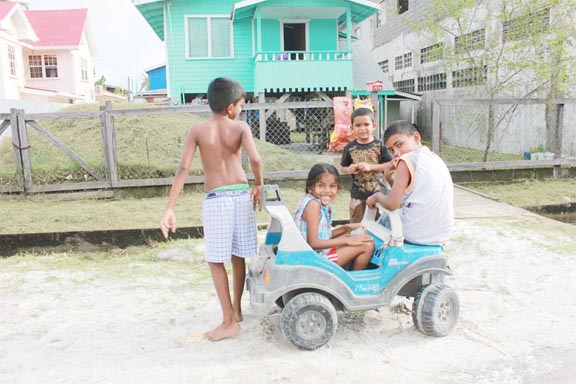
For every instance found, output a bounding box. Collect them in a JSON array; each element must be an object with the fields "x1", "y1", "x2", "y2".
[{"x1": 366, "y1": 120, "x2": 453, "y2": 245}]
